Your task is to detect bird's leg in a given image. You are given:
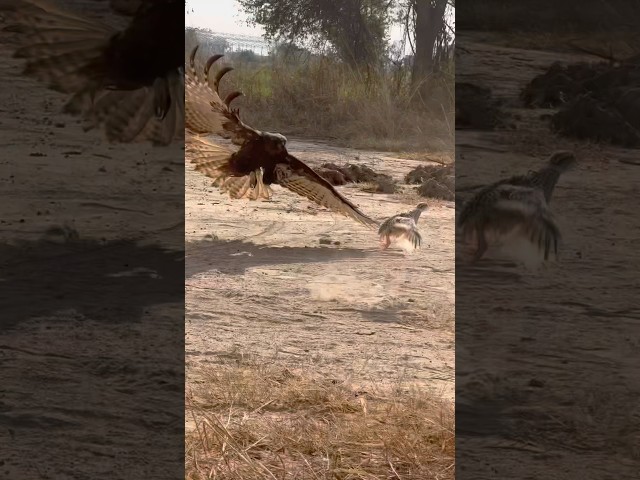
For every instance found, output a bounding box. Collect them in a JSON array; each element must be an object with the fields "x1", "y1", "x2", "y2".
[
  {"x1": 472, "y1": 228, "x2": 488, "y2": 262},
  {"x1": 379, "y1": 235, "x2": 391, "y2": 250}
]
